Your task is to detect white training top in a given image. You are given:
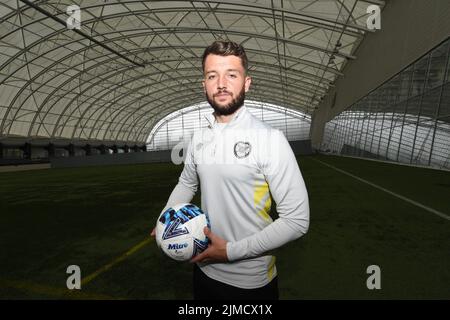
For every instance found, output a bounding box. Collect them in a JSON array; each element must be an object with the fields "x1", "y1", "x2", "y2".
[{"x1": 163, "y1": 104, "x2": 310, "y2": 289}]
